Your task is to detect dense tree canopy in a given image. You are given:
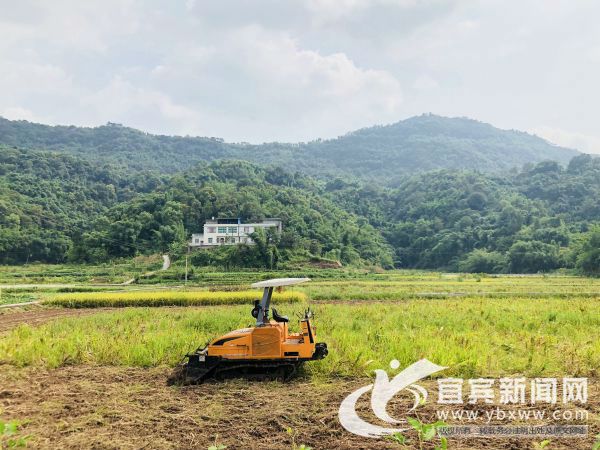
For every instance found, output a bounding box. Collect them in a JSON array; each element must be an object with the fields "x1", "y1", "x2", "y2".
[
  {"x1": 327, "y1": 156, "x2": 600, "y2": 273},
  {"x1": 0, "y1": 130, "x2": 598, "y2": 274},
  {"x1": 0, "y1": 146, "x2": 162, "y2": 263},
  {"x1": 0, "y1": 115, "x2": 577, "y2": 183},
  {"x1": 67, "y1": 160, "x2": 394, "y2": 267}
]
